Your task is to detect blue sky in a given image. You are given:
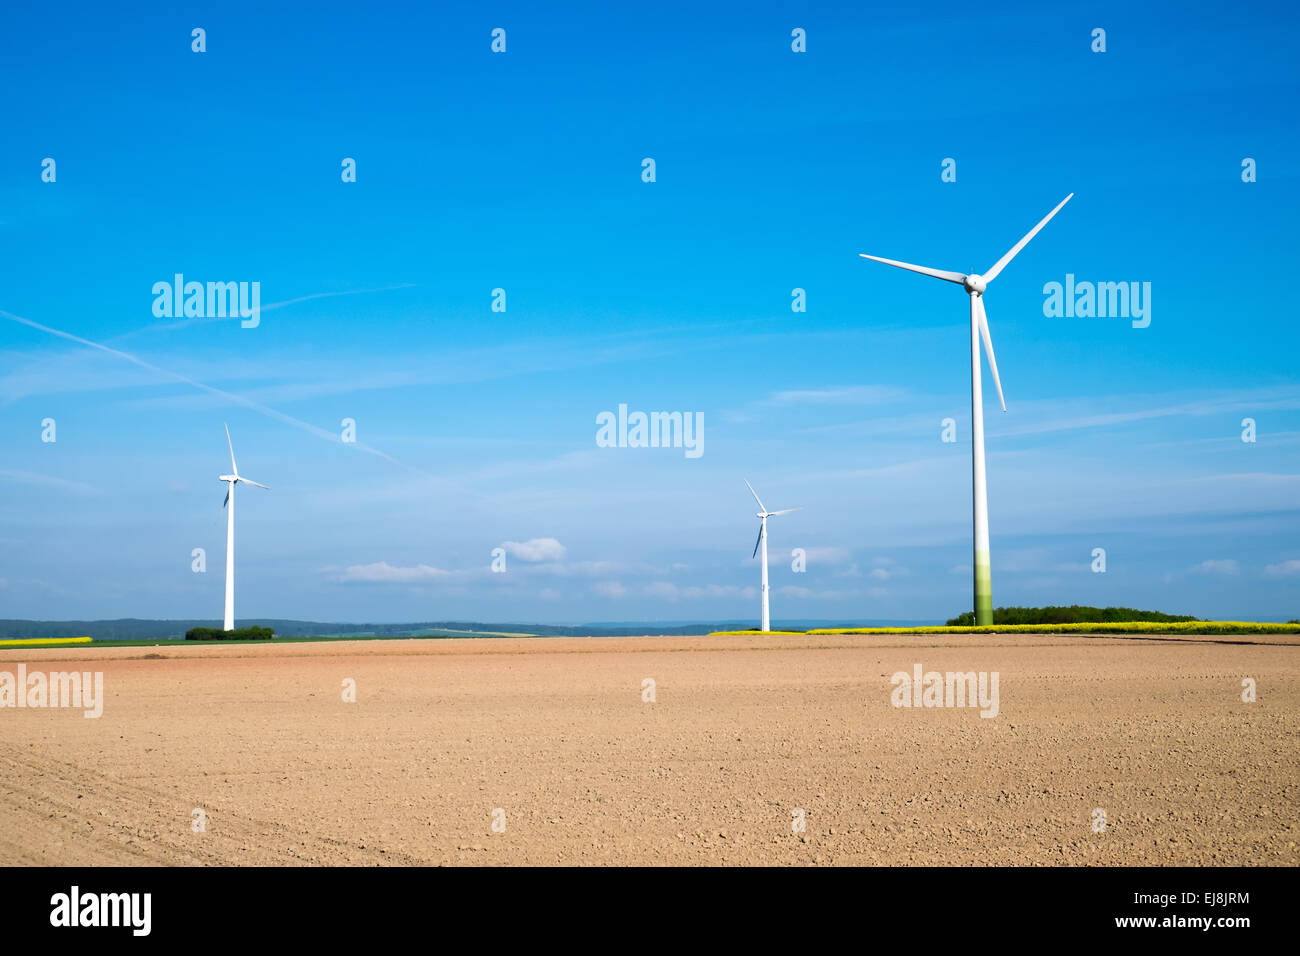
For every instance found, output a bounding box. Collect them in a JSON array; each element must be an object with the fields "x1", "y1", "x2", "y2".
[{"x1": 1, "y1": 0, "x2": 1298, "y2": 624}]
